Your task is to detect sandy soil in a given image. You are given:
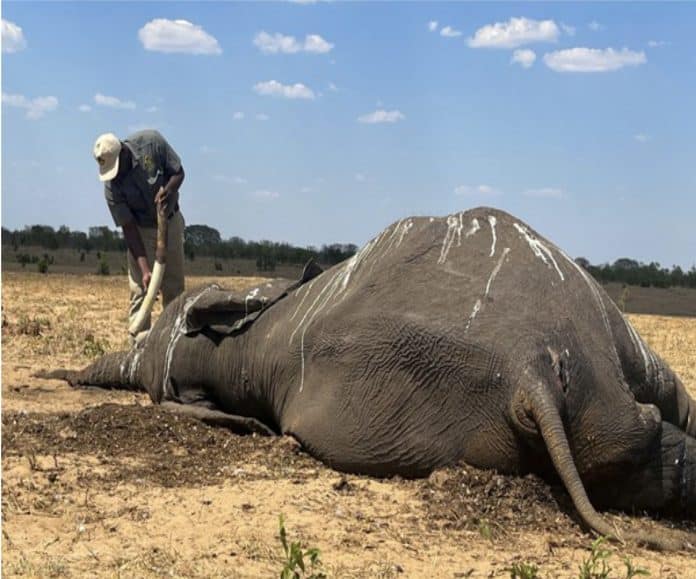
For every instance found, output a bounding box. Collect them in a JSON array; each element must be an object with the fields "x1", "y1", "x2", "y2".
[{"x1": 2, "y1": 272, "x2": 696, "y2": 578}]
